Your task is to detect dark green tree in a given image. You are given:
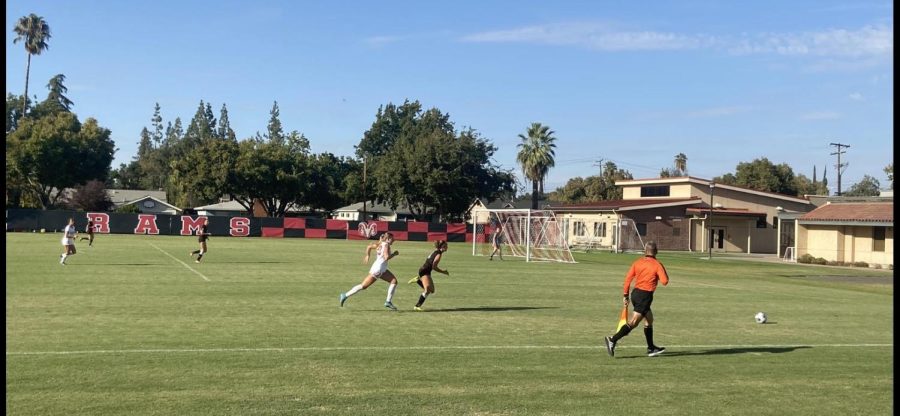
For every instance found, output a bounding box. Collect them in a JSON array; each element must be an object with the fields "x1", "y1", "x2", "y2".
[
  {"x1": 842, "y1": 175, "x2": 881, "y2": 196},
  {"x1": 7, "y1": 112, "x2": 115, "y2": 208},
  {"x1": 12, "y1": 13, "x2": 51, "y2": 116},
  {"x1": 884, "y1": 163, "x2": 893, "y2": 190},
  {"x1": 6, "y1": 93, "x2": 28, "y2": 133},
  {"x1": 713, "y1": 158, "x2": 798, "y2": 195}
]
